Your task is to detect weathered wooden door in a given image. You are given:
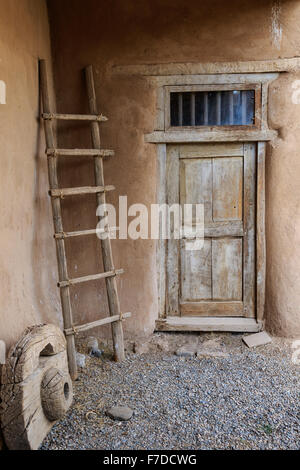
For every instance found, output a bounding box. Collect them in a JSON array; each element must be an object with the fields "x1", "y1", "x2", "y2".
[{"x1": 166, "y1": 143, "x2": 256, "y2": 318}]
